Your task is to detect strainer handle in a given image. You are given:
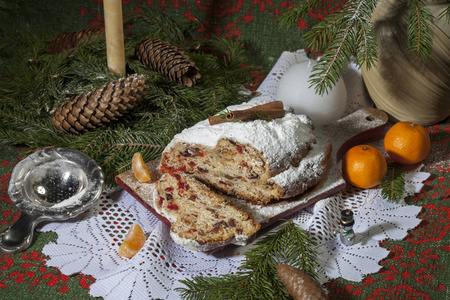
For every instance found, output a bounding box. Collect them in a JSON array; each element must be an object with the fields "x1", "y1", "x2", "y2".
[{"x1": 0, "y1": 211, "x2": 40, "y2": 254}]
